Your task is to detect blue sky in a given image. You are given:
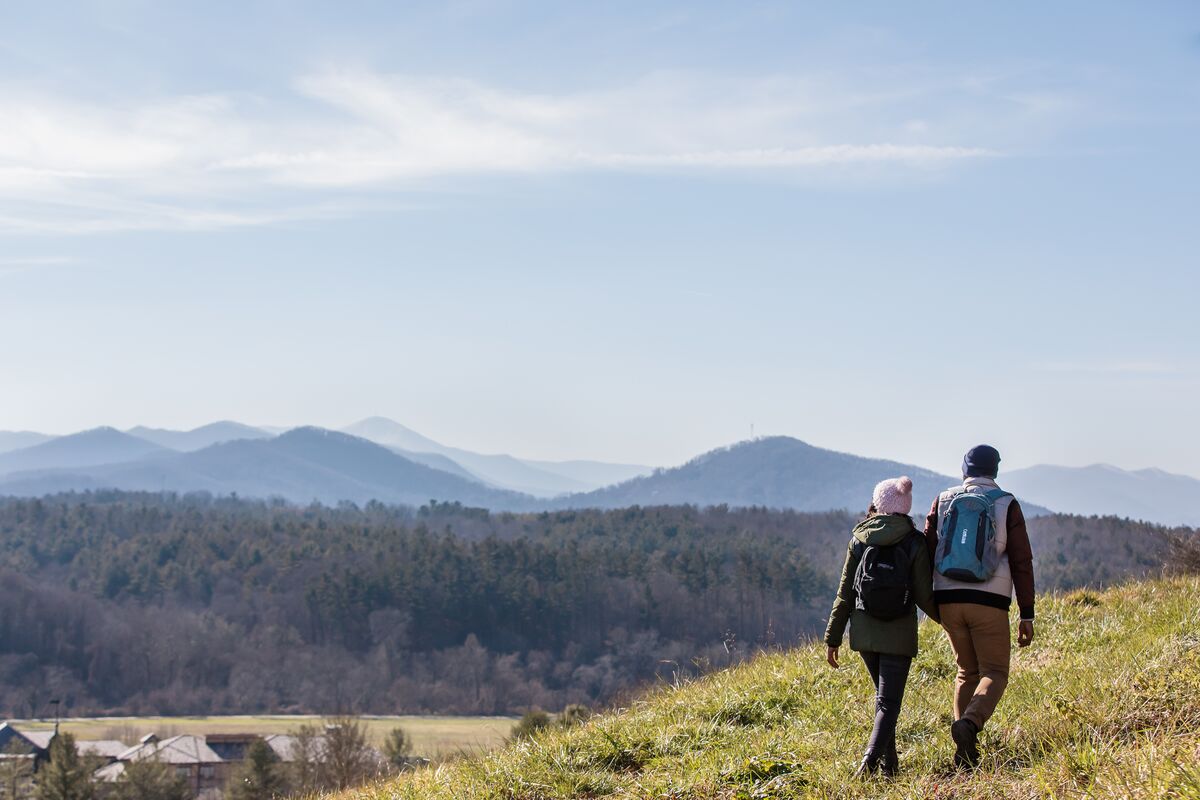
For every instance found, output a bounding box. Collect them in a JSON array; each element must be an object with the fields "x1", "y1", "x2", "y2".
[{"x1": 1, "y1": 1, "x2": 1198, "y2": 476}]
